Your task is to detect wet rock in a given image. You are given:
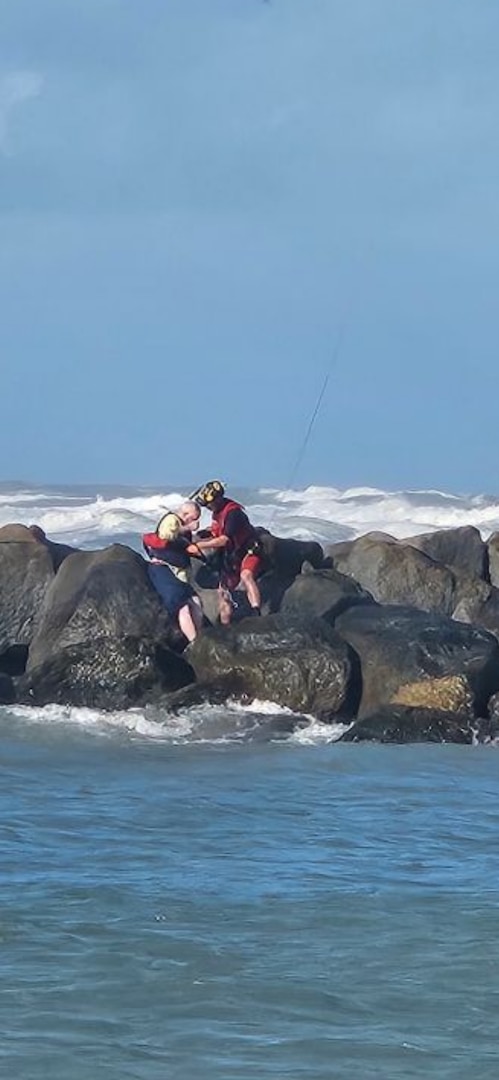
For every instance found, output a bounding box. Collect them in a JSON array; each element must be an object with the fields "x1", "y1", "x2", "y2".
[
  {"x1": 23, "y1": 544, "x2": 195, "y2": 707},
  {"x1": 0, "y1": 644, "x2": 29, "y2": 676},
  {"x1": 486, "y1": 689, "x2": 499, "y2": 720},
  {"x1": 474, "y1": 711, "x2": 499, "y2": 744},
  {"x1": 0, "y1": 672, "x2": 15, "y2": 705},
  {"x1": 334, "y1": 603, "x2": 499, "y2": 719},
  {"x1": 187, "y1": 613, "x2": 358, "y2": 721},
  {"x1": 341, "y1": 705, "x2": 473, "y2": 744},
  {"x1": 20, "y1": 636, "x2": 193, "y2": 710}
]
